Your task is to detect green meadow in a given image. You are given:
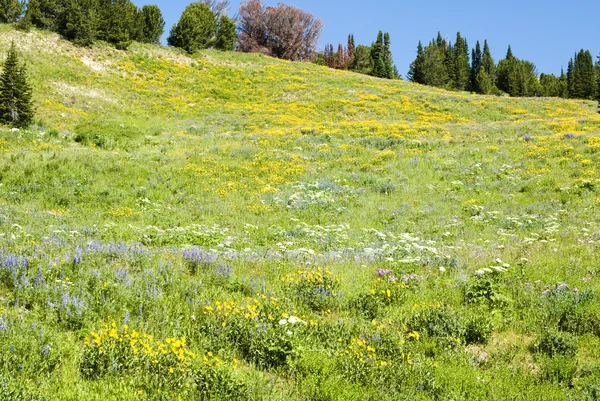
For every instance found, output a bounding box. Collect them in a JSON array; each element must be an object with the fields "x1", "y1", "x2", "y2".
[{"x1": 1, "y1": 26, "x2": 600, "y2": 400}]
